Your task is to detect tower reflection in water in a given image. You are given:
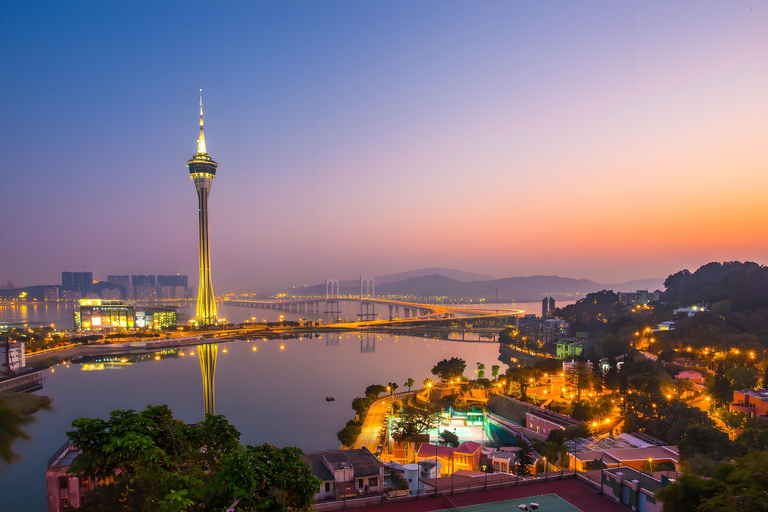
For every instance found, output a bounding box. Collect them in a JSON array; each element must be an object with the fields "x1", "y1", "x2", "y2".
[{"x1": 197, "y1": 343, "x2": 218, "y2": 416}]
